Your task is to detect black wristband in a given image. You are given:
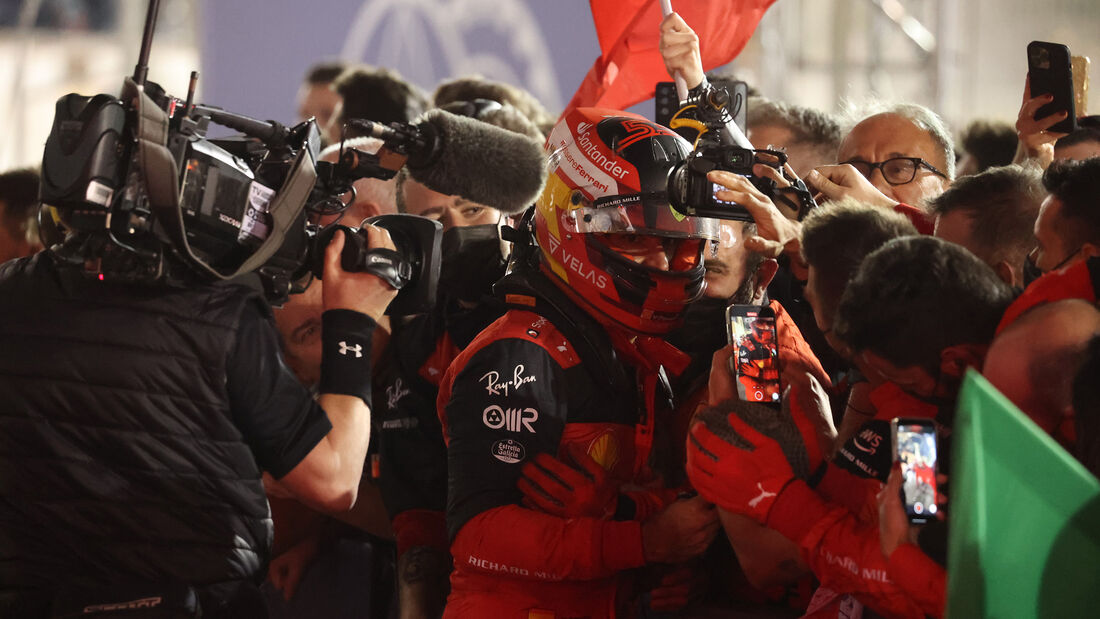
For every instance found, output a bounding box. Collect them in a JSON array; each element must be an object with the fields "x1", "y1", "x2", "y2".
[
  {"x1": 320, "y1": 309, "x2": 377, "y2": 405},
  {"x1": 686, "y1": 76, "x2": 710, "y2": 99}
]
